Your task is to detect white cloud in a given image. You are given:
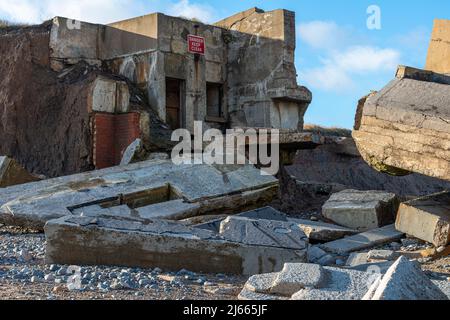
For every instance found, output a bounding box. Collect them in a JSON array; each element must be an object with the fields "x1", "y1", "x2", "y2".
[
  {"x1": 0, "y1": 0, "x2": 140, "y2": 24},
  {"x1": 297, "y1": 21, "x2": 350, "y2": 50},
  {"x1": 301, "y1": 46, "x2": 400, "y2": 92},
  {"x1": 298, "y1": 20, "x2": 401, "y2": 93},
  {"x1": 166, "y1": 0, "x2": 216, "y2": 23},
  {"x1": 0, "y1": 0, "x2": 217, "y2": 25}
]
